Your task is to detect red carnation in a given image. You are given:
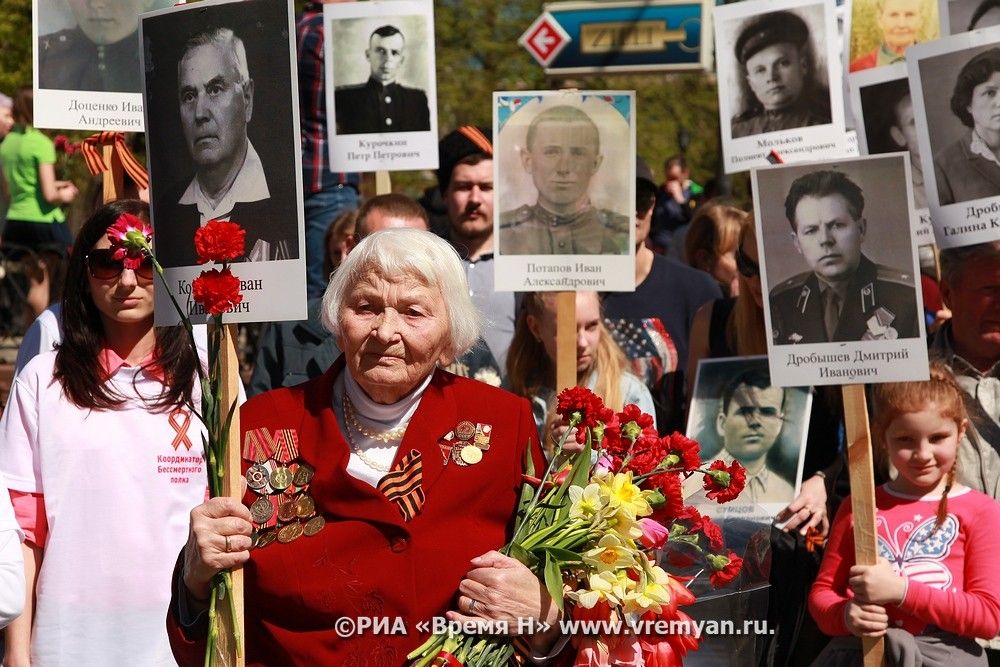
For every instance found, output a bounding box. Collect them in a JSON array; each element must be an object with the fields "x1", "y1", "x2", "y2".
[
  {"x1": 703, "y1": 459, "x2": 746, "y2": 503},
  {"x1": 194, "y1": 220, "x2": 246, "y2": 264},
  {"x1": 694, "y1": 515, "x2": 724, "y2": 551},
  {"x1": 649, "y1": 472, "x2": 685, "y2": 521},
  {"x1": 707, "y1": 551, "x2": 743, "y2": 588},
  {"x1": 556, "y1": 386, "x2": 613, "y2": 442},
  {"x1": 663, "y1": 432, "x2": 701, "y2": 472},
  {"x1": 192, "y1": 268, "x2": 243, "y2": 316},
  {"x1": 617, "y1": 403, "x2": 654, "y2": 437}
]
